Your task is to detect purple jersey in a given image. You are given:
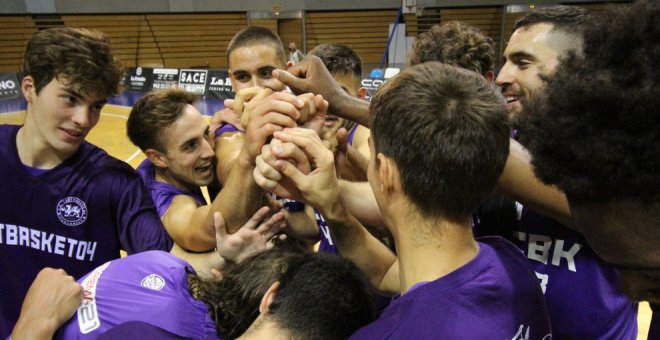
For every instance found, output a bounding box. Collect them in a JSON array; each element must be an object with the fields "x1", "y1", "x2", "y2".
[
  {"x1": 214, "y1": 123, "x2": 240, "y2": 137},
  {"x1": 316, "y1": 208, "x2": 339, "y2": 254},
  {"x1": 136, "y1": 159, "x2": 207, "y2": 218},
  {"x1": 0, "y1": 125, "x2": 172, "y2": 338},
  {"x1": 512, "y1": 207, "x2": 638, "y2": 339},
  {"x1": 350, "y1": 236, "x2": 551, "y2": 339},
  {"x1": 55, "y1": 251, "x2": 218, "y2": 339}
]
